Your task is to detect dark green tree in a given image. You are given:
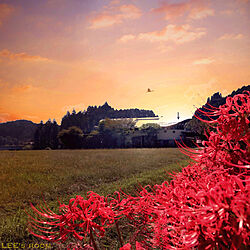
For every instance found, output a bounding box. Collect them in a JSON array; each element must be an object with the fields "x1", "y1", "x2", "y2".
[
  {"x1": 33, "y1": 120, "x2": 59, "y2": 149},
  {"x1": 97, "y1": 118, "x2": 135, "y2": 148},
  {"x1": 60, "y1": 102, "x2": 156, "y2": 134},
  {"x1": 58, "y1": 126, "x2": 83, "y2": 149},
  {"x1": 33, "y1": 121, "x2": 43, "y2": 149},
  {"x1": 139, "y1": 123, "x2": 160, "y2": 147},
  {"x1": 85, "y1": 130, "x2": 102, "y2": 149}
]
